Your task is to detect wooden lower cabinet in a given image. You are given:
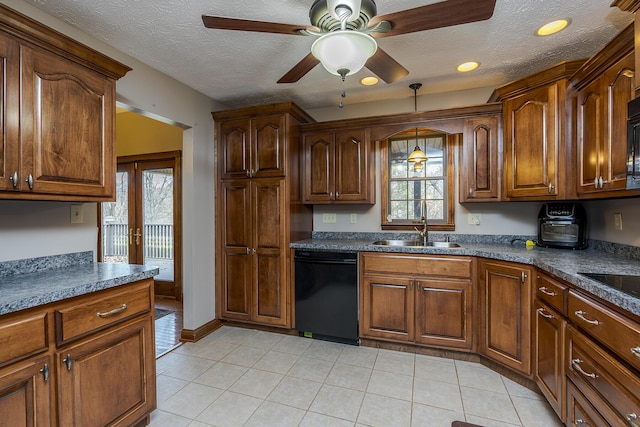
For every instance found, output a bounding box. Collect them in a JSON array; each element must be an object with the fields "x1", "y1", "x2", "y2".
[
  {"x1": 533, "y1": 300, "x2": 565, "y2": 422},
  {"x1": 360, "y1": 253, "x2": 474, "y2": 351},
  {"x1": 566, "y1": 379, "x2": 611, "y2": 427},
  {"x1": 0, "y1": 278, "x2": 155, "y2": 427},
  {"x1": 0, "y1": 355, "x2": 51, "y2": 426},
  {"x1": 479, "y1": 260, "x2": 532, "y2": 375},
  {"x1": 57, "y1": 316, "x2": 155, "y2": 427}
]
